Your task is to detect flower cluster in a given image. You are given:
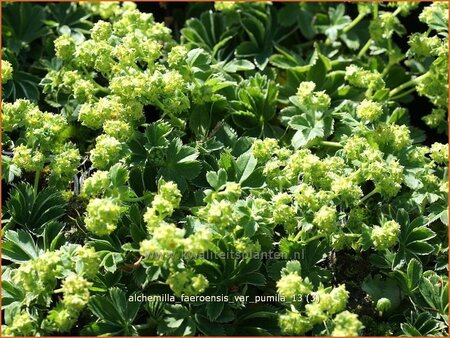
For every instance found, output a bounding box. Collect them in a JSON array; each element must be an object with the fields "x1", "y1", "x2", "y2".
[
  {"x1": 371, "y1": 220, "x2": 401, "y2": 251},
  {"x1": 252, "y1": 138, "x2": 279, "y2": 161},
  {"x1": 84, "y1": 198, "x2": 123, "y2": 236},
  {"x1": 305, "y1": 285, "x2": 350, "y2": 323},
  {"x1": 143, "y1": 179, "x2": 181, "y2": 231},
  {"x1": 345, "y1": 65, "x2": 385, "y2": 92},
  {"x1": 332, "y1": 310, "x2": 364, "y2": 336},
  {"x1": 369, "y1": 11, "x2": 404, "y2": 42},
  {"x1": 140, "y1": 180, "x2": 211, "y2": 296},
  {"x1": 430, "y1": 142, "x2": 448, "y2": 164},
  {"x1": 2, "y1": 2, "x2": 447, "y2": 336},
  {"x1": 3, "y1": 311, "x2": 37, "y2": 336},
  {"x1": 167, "y1": 269, "x2": 209, "y2": 297},
  {"x1": 276, "y1": 262, "x2": 312, "y2": 301},
  {"x1": 296, "y1": 81, "x2": 331, "y2": 111},
  {"x1": 277, "y1": 261, "x2": 357, "y2": 336},
  {"x1": 42, "y1": 4, "x2": 227, "y2": 171},
  {"x1": 5, "y1": 245, "x2": 98, "y2": 334},
  {"x1": 356, "y1": 99, "x2": 383, "y2": 122},
  {"x1": 411, "y1": 2, "x2": 449, "y2": 132},
  {"x1": 61, "y1": 274, "x2": 92, "y2": 311},
  {"x1": 2, "y1": 99, "x2": 79, "y2": 187},
  {"x1": 2, "y1": 59, "x2": 13, "y2": 83},
  {"x1": 279, "y1": 310, "x2": 313, "y2": 336}
]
